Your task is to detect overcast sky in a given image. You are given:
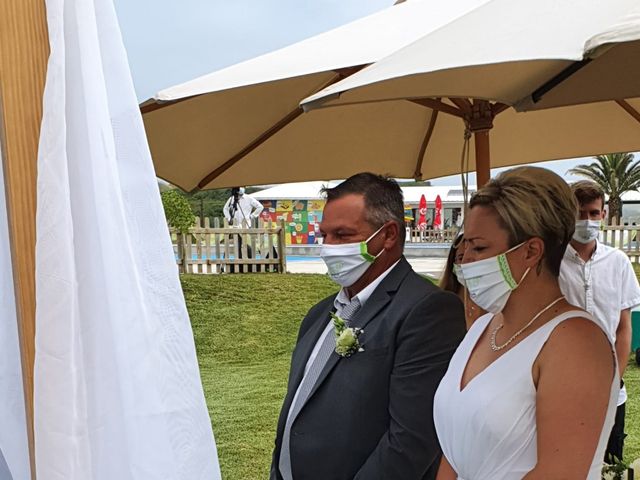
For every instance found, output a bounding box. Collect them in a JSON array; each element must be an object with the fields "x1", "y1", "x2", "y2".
[{"x1": 113, "y1": 0, "x2": 624, "y2": 186}]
